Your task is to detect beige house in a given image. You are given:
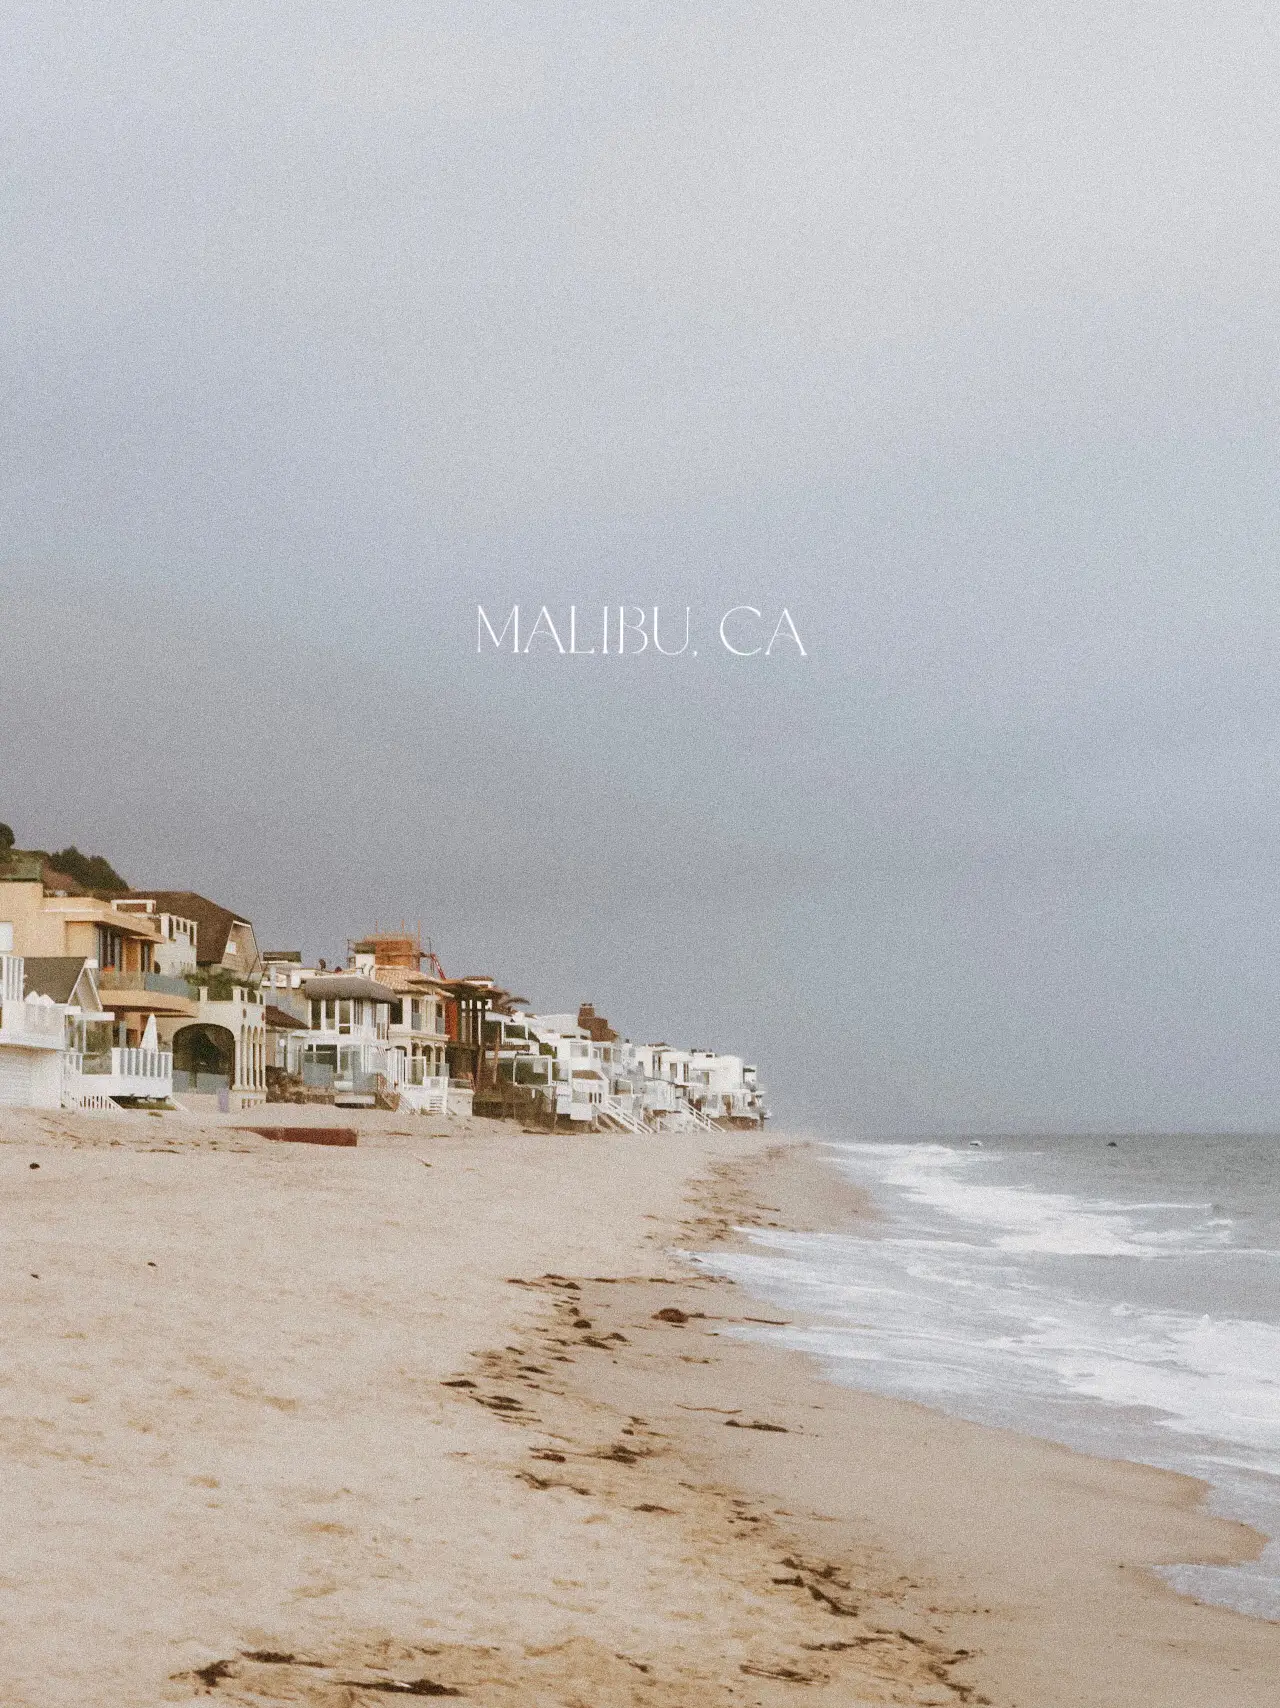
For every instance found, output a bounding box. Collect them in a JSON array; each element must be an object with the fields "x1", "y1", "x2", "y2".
[
  {"x1": 119, "y1": 891, "x2": 267, "y2": 1107},
  {"x1": 0, "y1": 861, "x2": 271, "y2": 1106},
  {"x1": 0, "y1": 854, "x2": 178, "y2": 1100},
  {"x1": 0, "y1": 853, "x2": 164, "y2": 980},
  {"x1": 118, "y1": 891, "x2": 262, "y2": 982}
]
